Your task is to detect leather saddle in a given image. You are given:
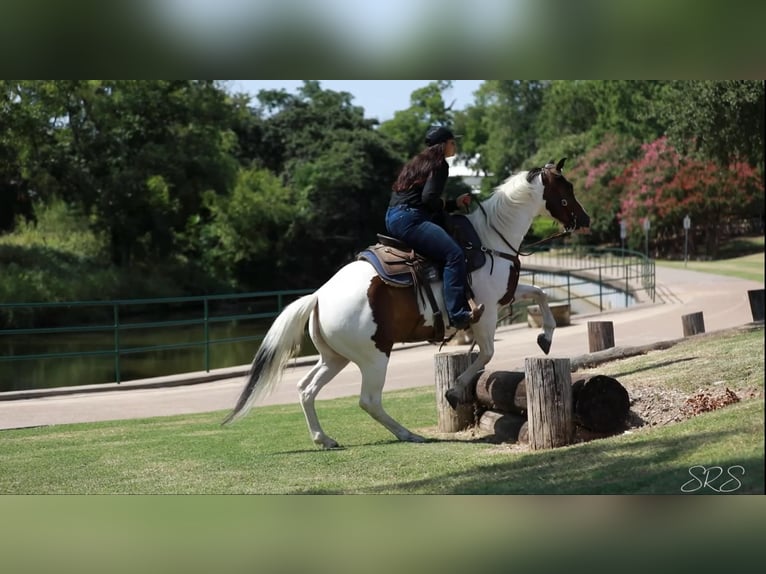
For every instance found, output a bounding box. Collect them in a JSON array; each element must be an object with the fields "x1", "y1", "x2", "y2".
[{"x1": 356, "y1": 215, "x2": 487, "y2": 341}]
